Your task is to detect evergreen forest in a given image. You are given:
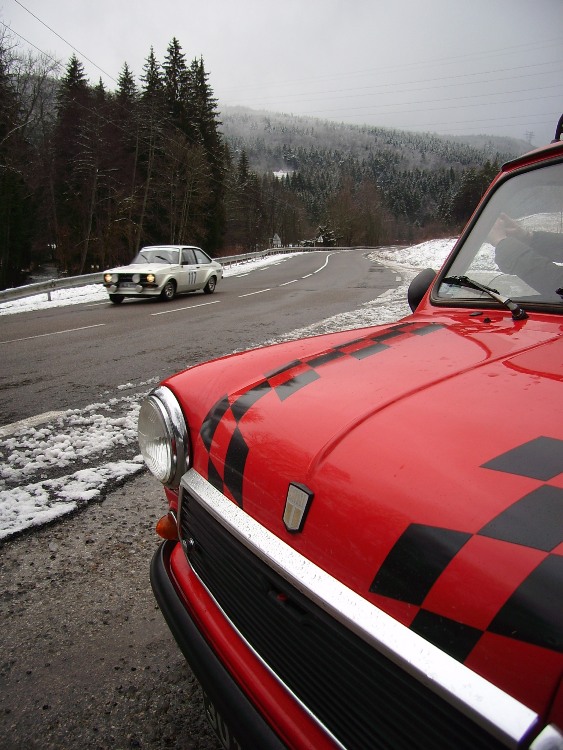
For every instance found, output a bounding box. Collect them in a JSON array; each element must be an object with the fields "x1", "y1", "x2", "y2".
[{"x1": 0, "y1": 32, "x2": 530, "y2": 290}]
